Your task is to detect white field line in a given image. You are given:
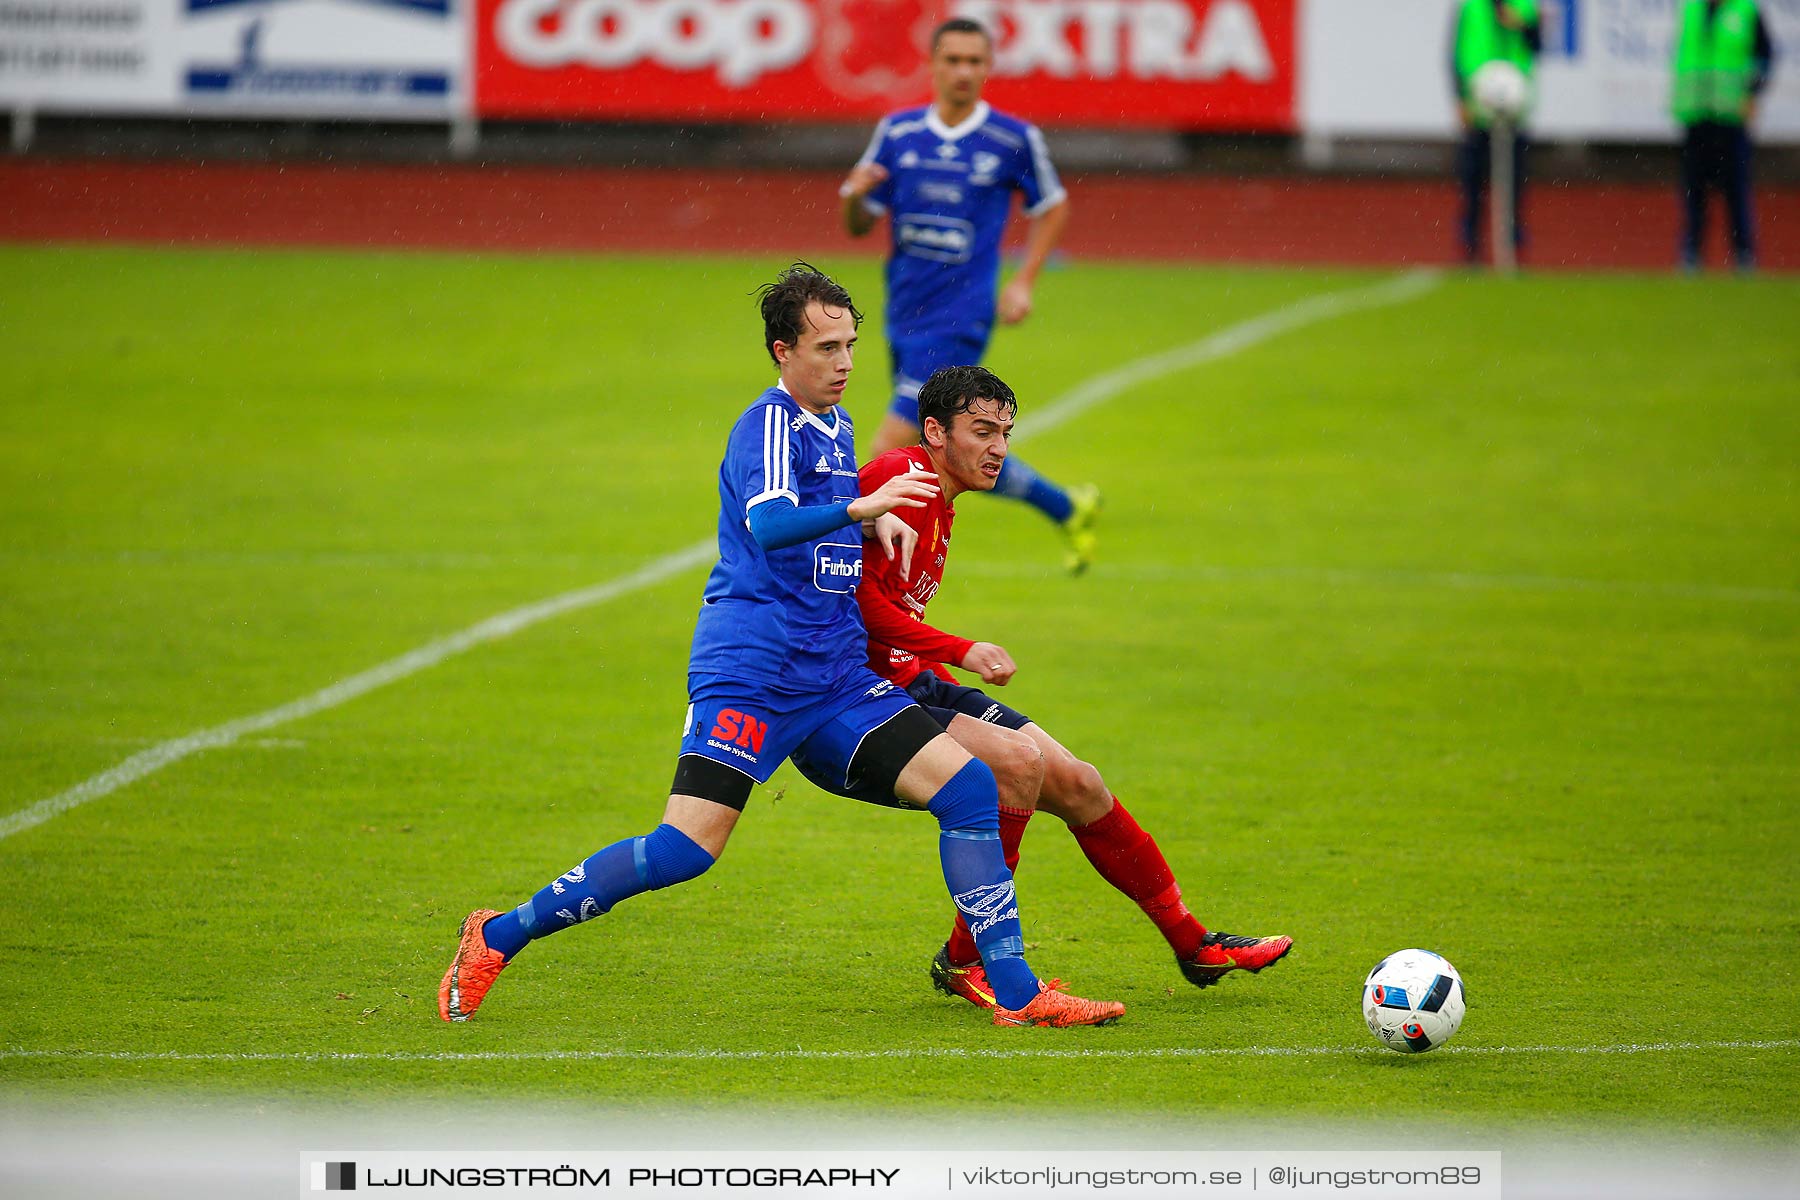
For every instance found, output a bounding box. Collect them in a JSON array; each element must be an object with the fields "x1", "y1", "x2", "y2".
[
  {"x1": 1017, "y1": 269, "x2": 1442, "y2": 442},
  {"x1": 1, "y1": 1039, "x2": 1793, "y2": 1065},
  {"x1": 0, "y1": 271, "x2": 1440, "y2": 844},
  {"x1": 0, "y1": 542, "x2": 715, "y2": 842}
]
